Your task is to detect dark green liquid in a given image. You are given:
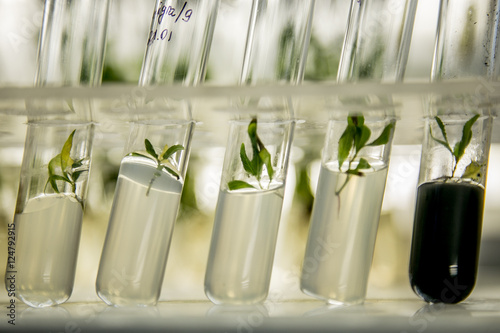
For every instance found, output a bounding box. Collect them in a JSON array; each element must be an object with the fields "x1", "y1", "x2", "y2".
[{"x1": 409, "y1": 181, "x2": 484, "y2": 304}]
